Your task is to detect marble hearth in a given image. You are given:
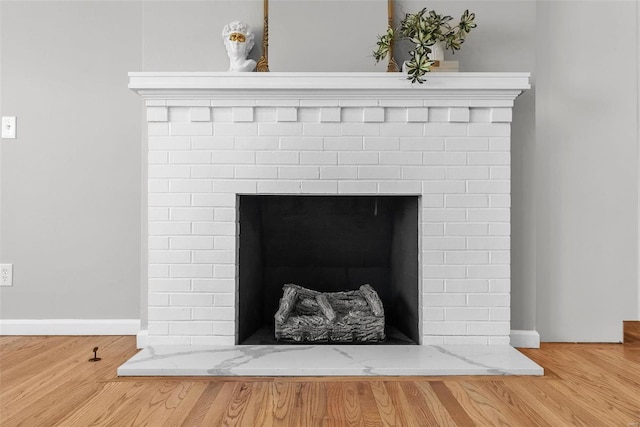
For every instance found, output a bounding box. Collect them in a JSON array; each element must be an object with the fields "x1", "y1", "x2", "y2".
[{"x1": 118, "y1": 72, "x2": 542, "y2": 376}]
